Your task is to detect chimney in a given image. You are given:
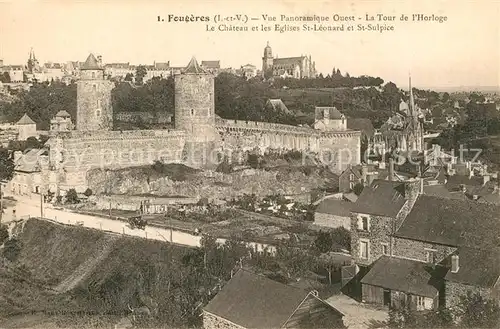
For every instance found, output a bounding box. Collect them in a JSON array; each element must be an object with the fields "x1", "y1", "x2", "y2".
[
  {"x1": 361, "y1": 165, "x2": 368, "y2": 184},
  {"x1": 420, "y1": 177, "x2": 424, "y2": 194},
  {"x1": 389, "y1": 158, "x2": 395, "y2": 181},
  {"x1": 451, "y1": 254, "x2": 459, "y2": 273}
]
